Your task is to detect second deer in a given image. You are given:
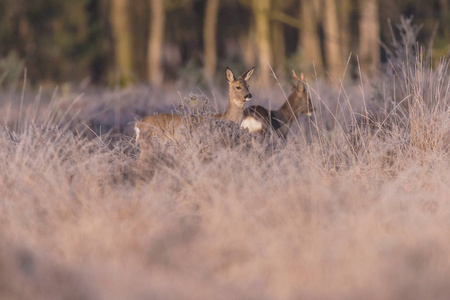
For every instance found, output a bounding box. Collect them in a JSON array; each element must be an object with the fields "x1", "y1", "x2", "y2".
[{"x1": 241, "y1": 70, "x2": 314, "y2": 139}]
